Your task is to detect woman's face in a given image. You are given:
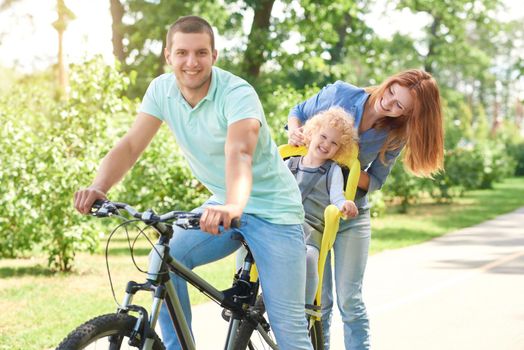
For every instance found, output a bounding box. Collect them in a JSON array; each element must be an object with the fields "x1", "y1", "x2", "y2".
[{"x1": 374, "y1": 83, "x2": 414, "y2": 118}]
